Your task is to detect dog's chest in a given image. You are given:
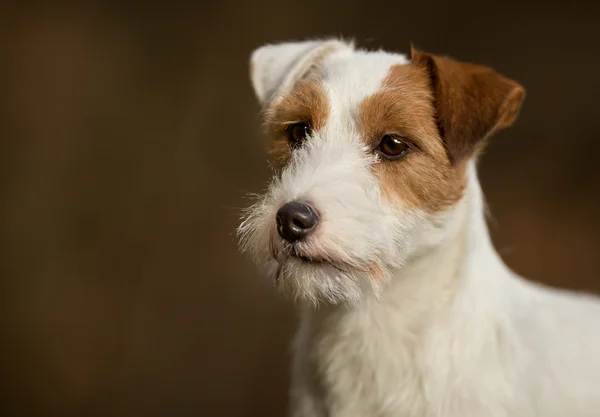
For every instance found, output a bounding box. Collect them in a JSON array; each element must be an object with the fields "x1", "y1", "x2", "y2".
[
  {"x1": 289, "y1": 303, "x2": 527, "y2": 417},
  {"x1": 291, "y1": 307, "x2": 430, "y2": 417}
]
